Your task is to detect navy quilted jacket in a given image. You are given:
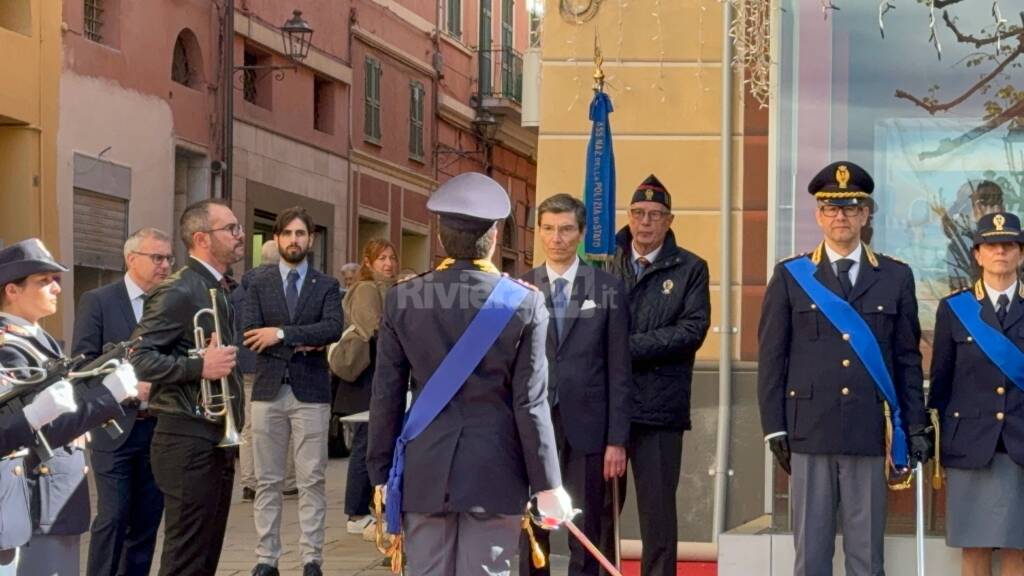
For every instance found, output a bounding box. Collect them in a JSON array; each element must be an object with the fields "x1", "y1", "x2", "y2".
[{"x1": 609, "y1": 228, "x2": 711, "y2": 429}]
